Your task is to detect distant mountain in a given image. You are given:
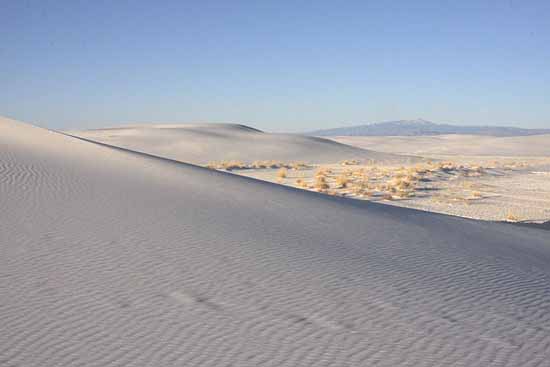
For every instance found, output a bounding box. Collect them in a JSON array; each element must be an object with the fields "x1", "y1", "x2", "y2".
[{"x1": 308, "y1": 119, "x2": 550, "y2": 137}]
